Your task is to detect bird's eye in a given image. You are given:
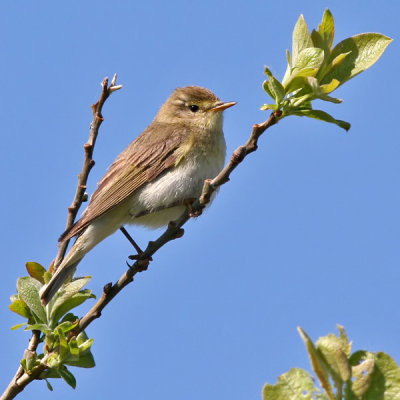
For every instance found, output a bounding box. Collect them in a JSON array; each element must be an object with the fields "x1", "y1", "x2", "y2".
[{"x1": 189, "y1": 104, "x2": 199, "y2": 112}]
